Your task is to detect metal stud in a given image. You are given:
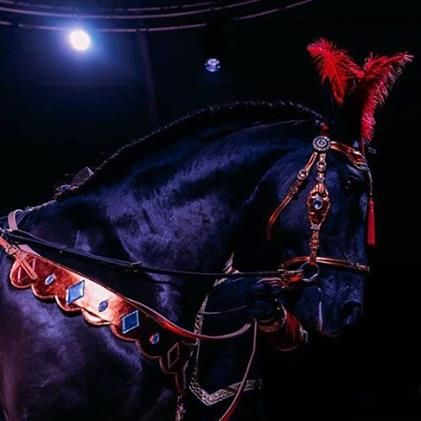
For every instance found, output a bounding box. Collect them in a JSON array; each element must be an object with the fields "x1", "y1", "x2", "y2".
[
  {"x1": 313, "y1": 136, "x2": 331, "y2": 152},
  {"x1": 44, "y1": 273, "x2": 56, "y2": 286}
]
